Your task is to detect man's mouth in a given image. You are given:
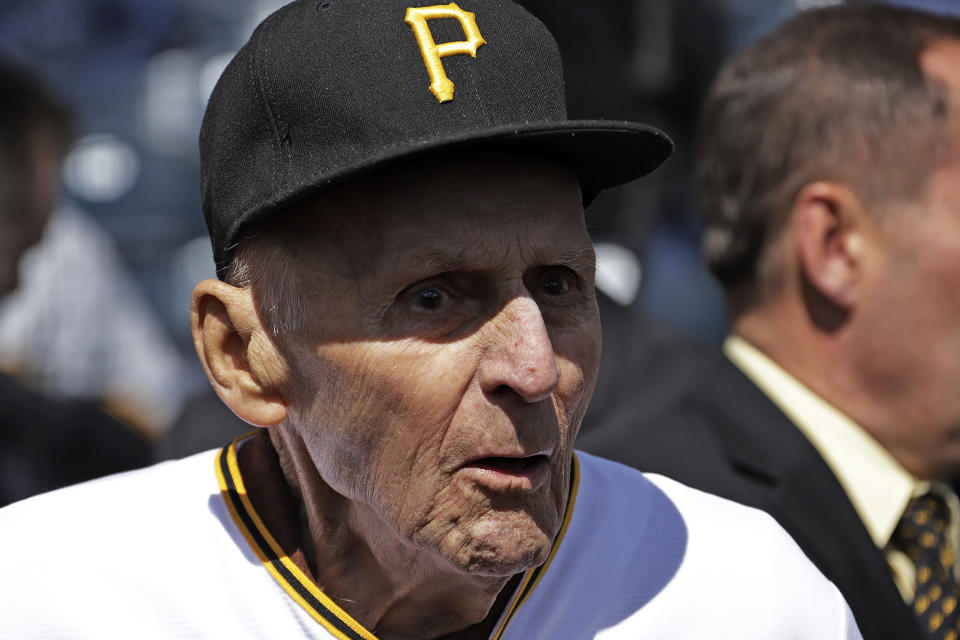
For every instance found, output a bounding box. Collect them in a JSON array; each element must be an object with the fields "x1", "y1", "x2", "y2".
[
  {"x1": 472, "y1": 455, "x2": 547, "y2": 472},
  {"x1": 461, "y1": 454, "x2": 551, "y2": 491}
]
